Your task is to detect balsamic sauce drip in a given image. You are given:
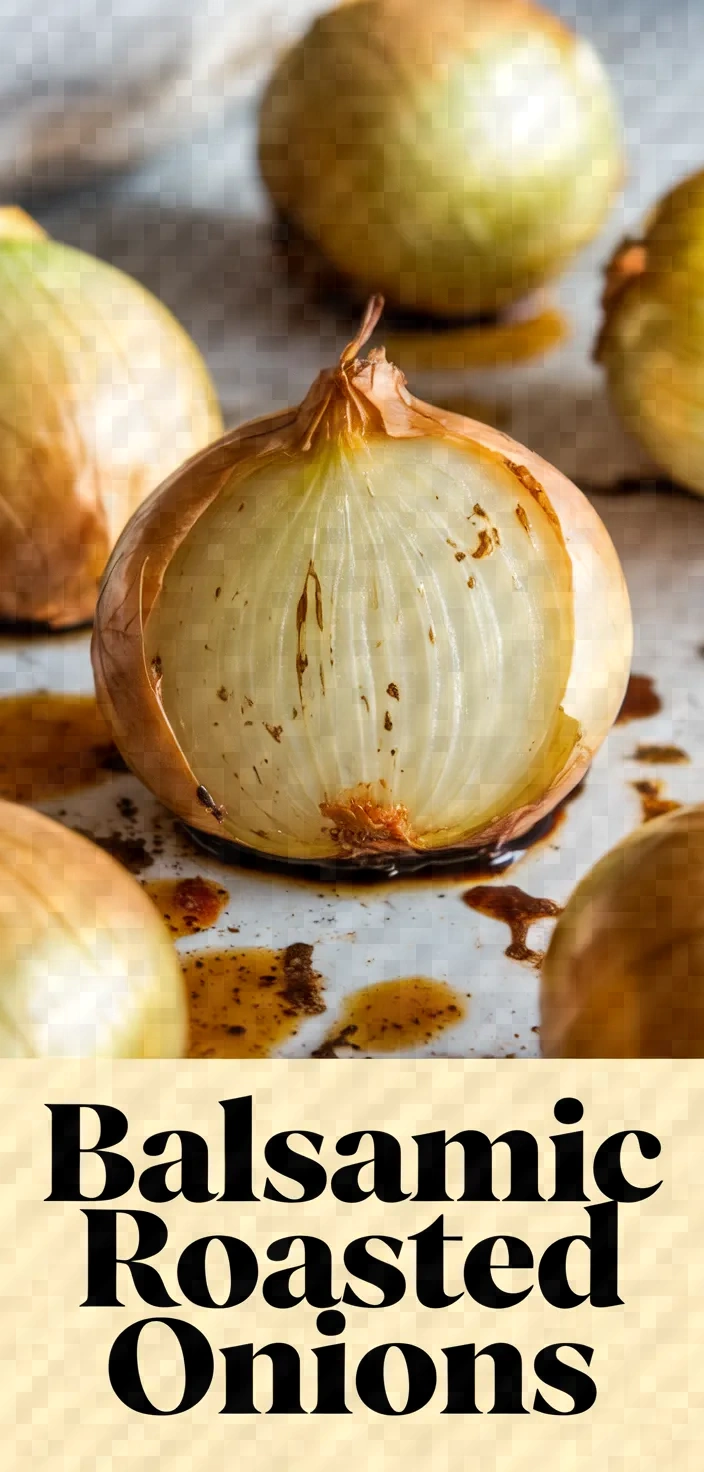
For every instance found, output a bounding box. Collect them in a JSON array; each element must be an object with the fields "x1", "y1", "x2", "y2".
[
  {"x1": 462, "y1": 884, "x2": 562, "y2": 967},
  {"x1": 183, "y1": 779, "x2": 585, "y2": 886}
]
